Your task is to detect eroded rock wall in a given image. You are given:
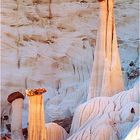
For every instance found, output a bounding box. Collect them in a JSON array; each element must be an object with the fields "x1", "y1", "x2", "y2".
[{"x1": 1, "y1": 0, "x2": 139, "y2": 125}]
